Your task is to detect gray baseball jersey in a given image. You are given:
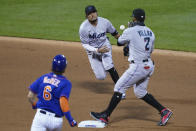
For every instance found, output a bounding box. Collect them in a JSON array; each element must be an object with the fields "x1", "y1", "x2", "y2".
[
  {"x1": 79, "y1": 17, "x2": 117, "y2": 52},
  {"x1": 118, "y1": 25, "x2": 155, "y2": 62},
  {"x1": 79, "y1": 16, "x2": 117, "y2": 80},
  {"x1": 115, "y1": 25, "x2": 155, "y2": 98}
]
